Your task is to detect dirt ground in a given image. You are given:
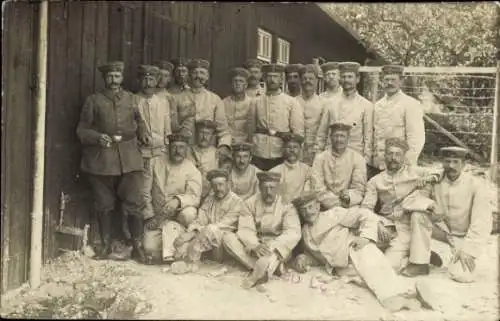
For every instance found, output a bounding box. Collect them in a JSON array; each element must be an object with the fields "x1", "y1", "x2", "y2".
[{"x1": 1, "y1": 234, "x2": 498, "y2": 320}]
